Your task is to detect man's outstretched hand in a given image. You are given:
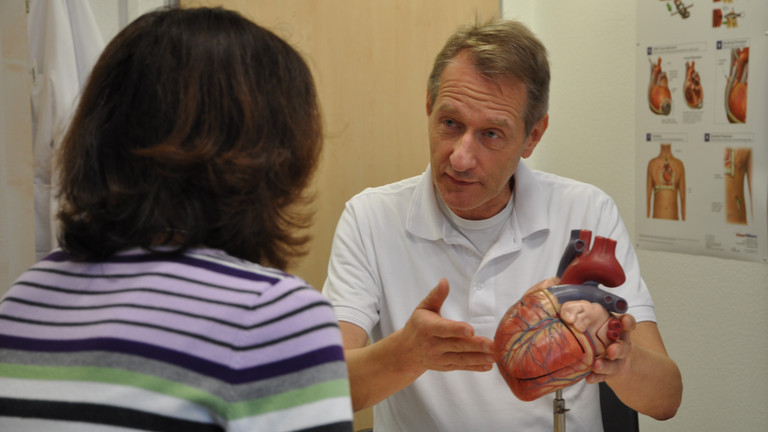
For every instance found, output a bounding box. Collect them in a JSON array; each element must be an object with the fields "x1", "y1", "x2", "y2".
[{"x1": 399, "y1": 278, "x2": 495, "y2": 374}]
